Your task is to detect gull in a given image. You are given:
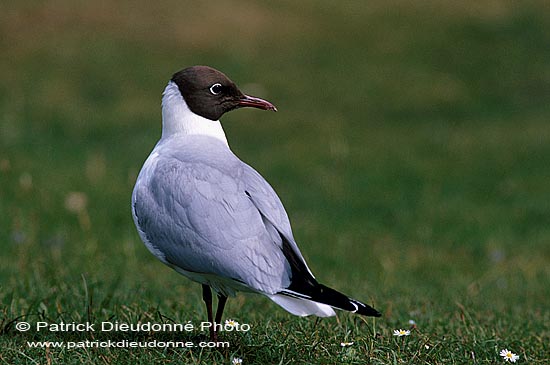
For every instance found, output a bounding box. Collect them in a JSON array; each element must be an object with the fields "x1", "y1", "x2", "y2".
[{"x1": 131, "y1": 66, "x2": 381, "y2": 340}]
